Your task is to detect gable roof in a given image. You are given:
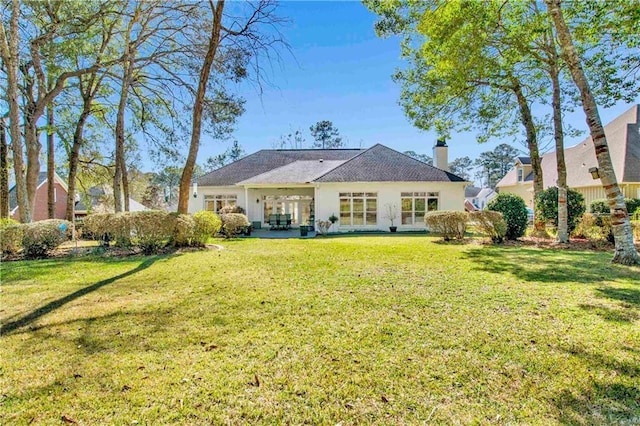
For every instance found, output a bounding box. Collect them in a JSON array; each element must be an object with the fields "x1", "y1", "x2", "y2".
[
  {"x1": 196, "y1": 149, "x2": 363, "y2": 186},
  {"x1": 497, "y1": 104, "x2": 639, "y2": 188},
  {"x1": 238, "y1": 160, "x2": 347, "y2": 185},
  {"x1": 315, "y1": 144, "x2": 465, "y2": 182},
  {"x1": 9, "y1": 171, "x2": 68, "y2": 213}
]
